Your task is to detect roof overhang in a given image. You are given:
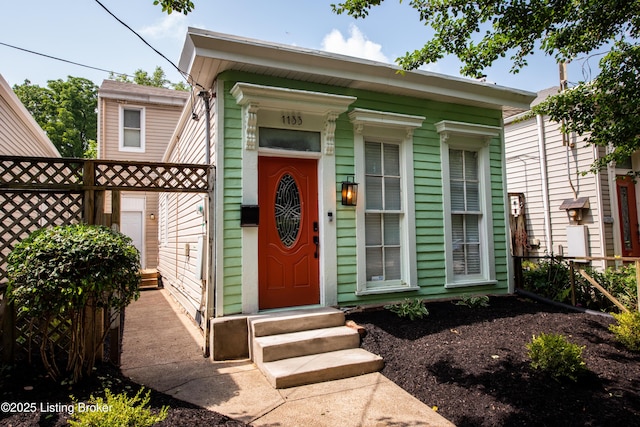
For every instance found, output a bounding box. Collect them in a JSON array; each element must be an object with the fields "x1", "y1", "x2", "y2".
[
  {"x1": 98, "y1": 80, "x2": 189, "y2": 107},
  {"x1": 179, "y1": 28, "x2": 536, "y2": 112}
]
